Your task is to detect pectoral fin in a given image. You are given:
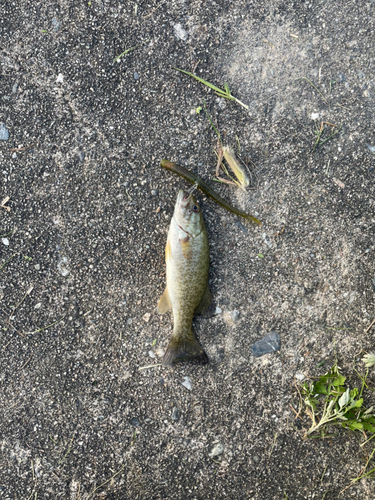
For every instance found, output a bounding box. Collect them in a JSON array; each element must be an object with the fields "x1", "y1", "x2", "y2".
[
  {"x1": 195, "y1": 284, "x2": 212, "y2": 315},
  {"x1": 157, "y1": 287, "x2": 172, "y2": 314}
]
